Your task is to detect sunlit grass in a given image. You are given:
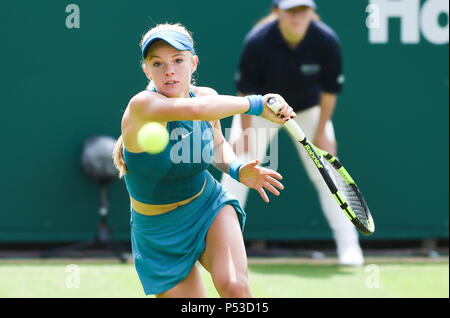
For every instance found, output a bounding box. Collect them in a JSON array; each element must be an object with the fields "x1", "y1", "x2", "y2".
[{"x1": 0, "y1": 260, "x2": 447, "y2": 298}]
